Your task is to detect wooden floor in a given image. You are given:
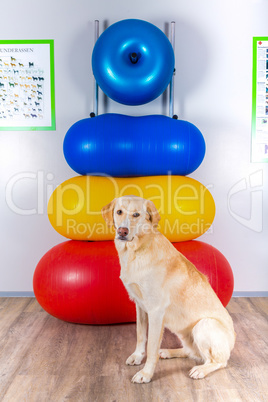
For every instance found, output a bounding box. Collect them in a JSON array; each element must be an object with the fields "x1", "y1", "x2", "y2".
[{"x1": 0, "y1": 298, "x2": 267, "y2": 402}]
